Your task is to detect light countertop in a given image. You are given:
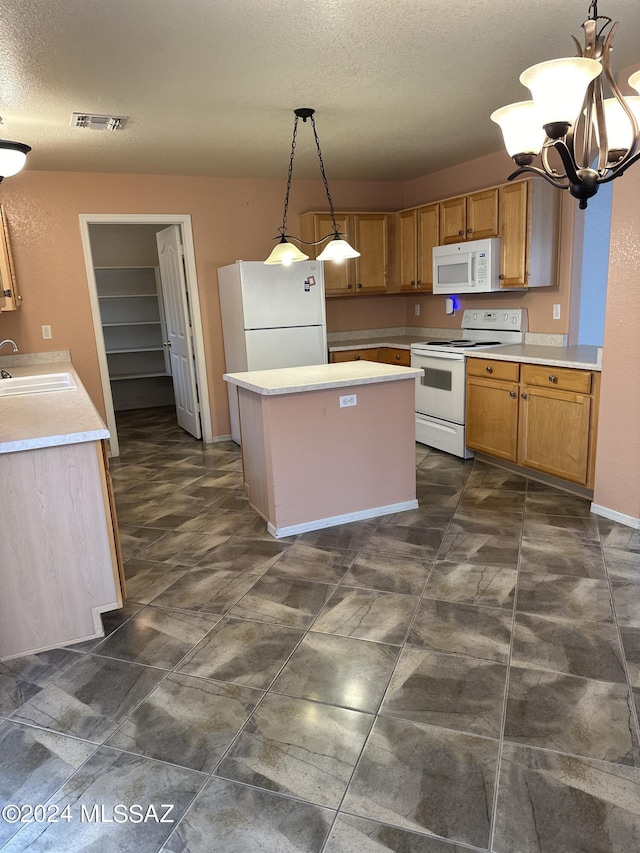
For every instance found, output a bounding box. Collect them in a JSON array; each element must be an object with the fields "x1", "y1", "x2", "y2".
[
  {"x1": 0, "y1": 356, "x2": 109, "y2": 454},
  {"x1": 464, "y1": 344, "x2": 602, "y2": 370},
  {"x1": 224, "y1": 361, "x2": 423, "y2": 396}
]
